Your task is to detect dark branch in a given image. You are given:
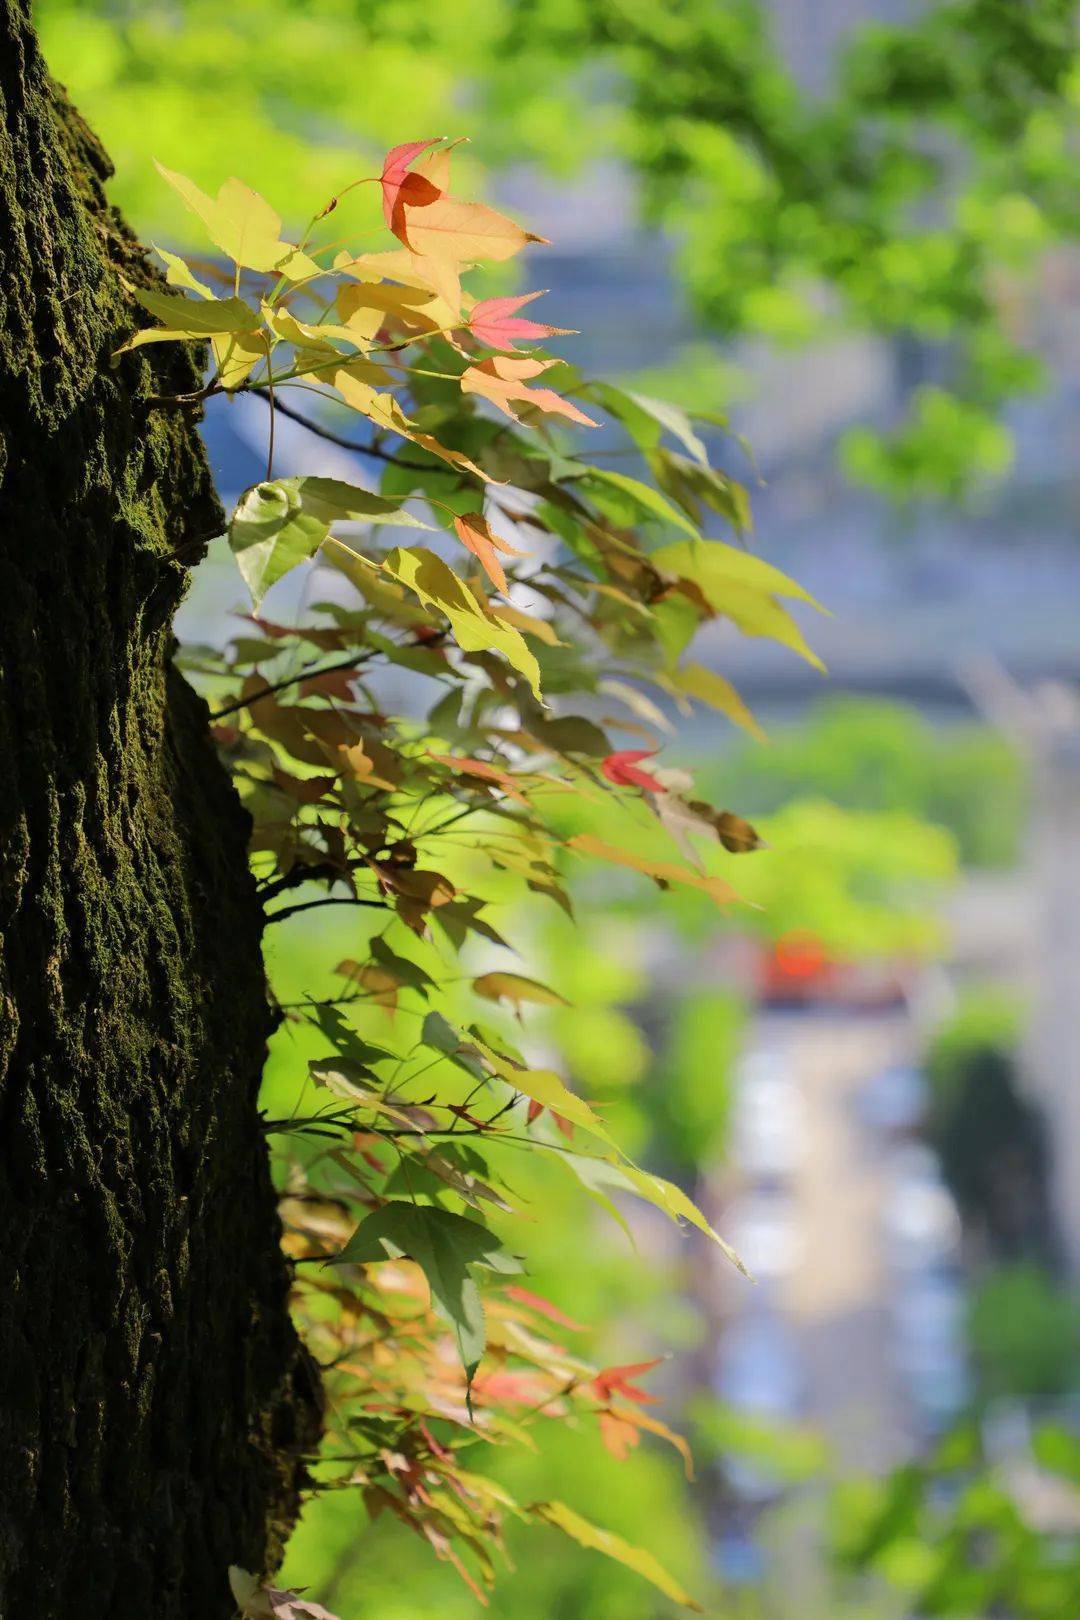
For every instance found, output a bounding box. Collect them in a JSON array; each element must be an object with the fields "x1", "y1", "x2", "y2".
[
  {"x1": 211, "y1": 649, "x2": 376, "y2": 720},
  {"x1": 251, "y1": 389, "x2": 445, "y2": 473},
  {"x1": 263, "y1": 895, "x2": 389, "y2": 927}
]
